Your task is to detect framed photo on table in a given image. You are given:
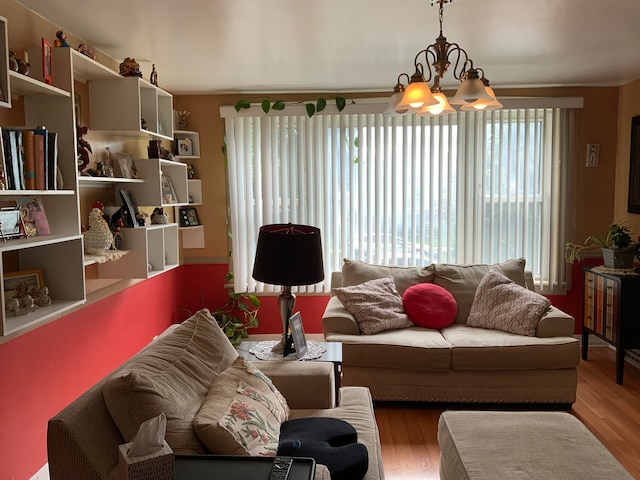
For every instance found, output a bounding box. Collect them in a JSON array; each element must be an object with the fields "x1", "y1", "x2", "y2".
[
  {"x1": 116, "y1": 153, "x2": 139, "y2": 179},
  {"x1": 287, "y1": 311, "x2": 308, "y2": 359},
  {"x1": 119, "y1": 189, "x2": 142, "y2": 227}
]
